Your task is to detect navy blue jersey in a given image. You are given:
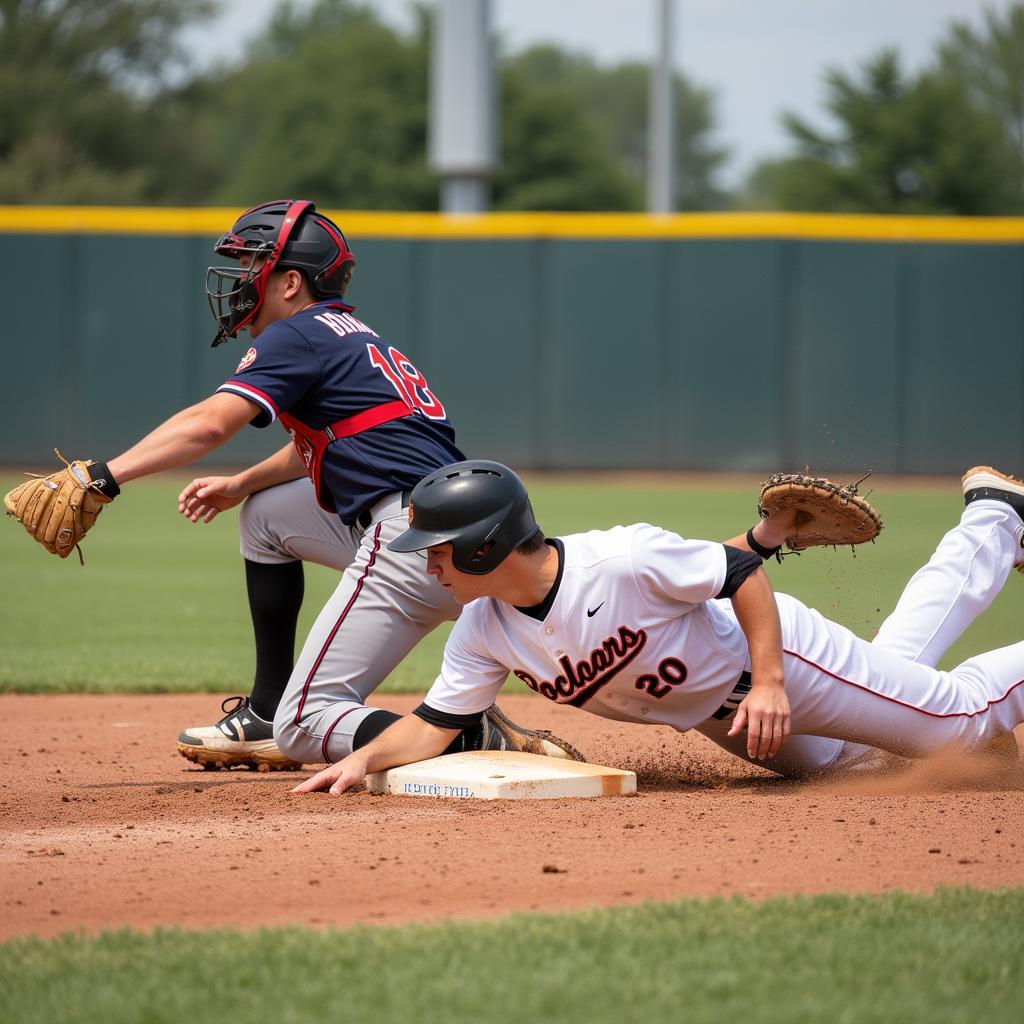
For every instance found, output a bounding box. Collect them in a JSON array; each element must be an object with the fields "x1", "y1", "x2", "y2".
[{"x1": 218, "y1": 301, "x2": 464, "y2": 524}]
